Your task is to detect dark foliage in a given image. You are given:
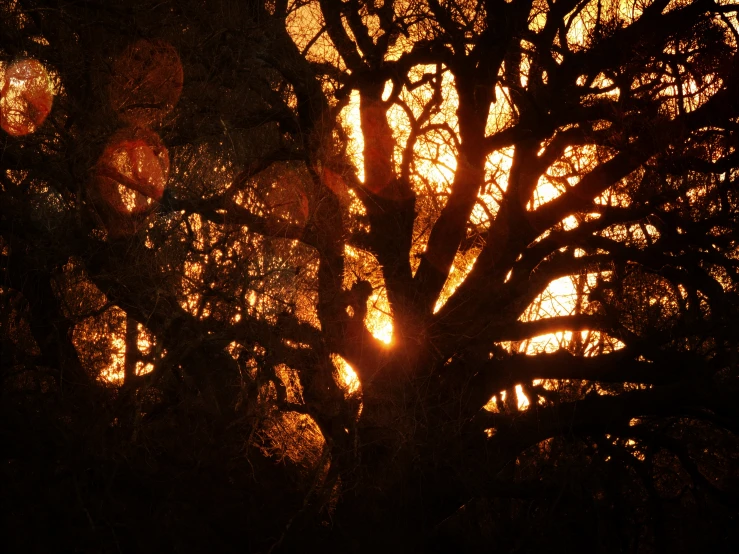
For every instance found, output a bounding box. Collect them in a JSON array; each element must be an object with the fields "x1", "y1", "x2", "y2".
[{"x1": 2, "y1": 1, "x2": 739, "y2": 552}]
